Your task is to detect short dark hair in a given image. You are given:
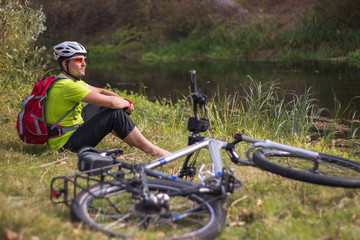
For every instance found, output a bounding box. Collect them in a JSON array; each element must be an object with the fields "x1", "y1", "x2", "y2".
[{"x1": 57, "y1": 56, "x2": 69, "y2": 70}]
